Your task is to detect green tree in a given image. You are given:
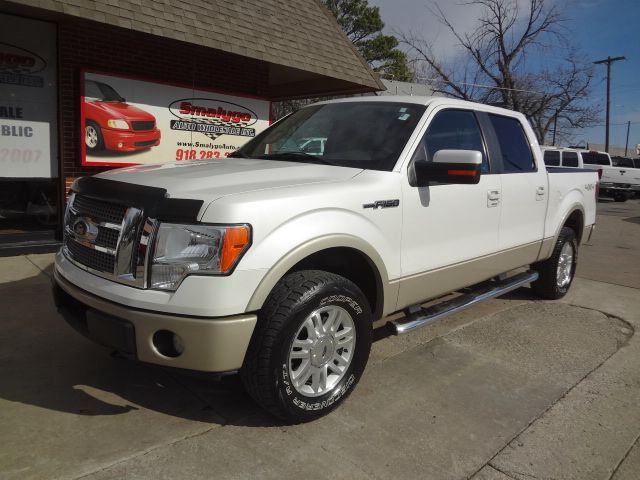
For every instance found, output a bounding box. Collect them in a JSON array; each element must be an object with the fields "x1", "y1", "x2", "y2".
[{"x1": 324, "y1": 0, "x2": 413, "y2": 82}]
